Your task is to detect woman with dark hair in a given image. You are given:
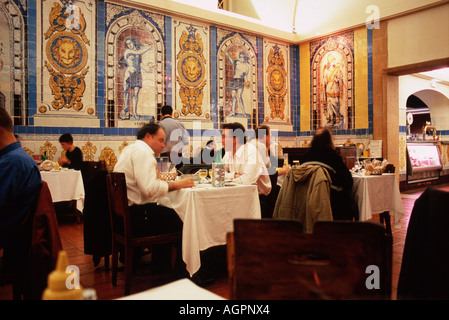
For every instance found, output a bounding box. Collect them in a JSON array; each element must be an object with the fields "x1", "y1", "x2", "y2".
[{"x1": 300, "y1": 127, "x2": 356, "y2": 221}]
